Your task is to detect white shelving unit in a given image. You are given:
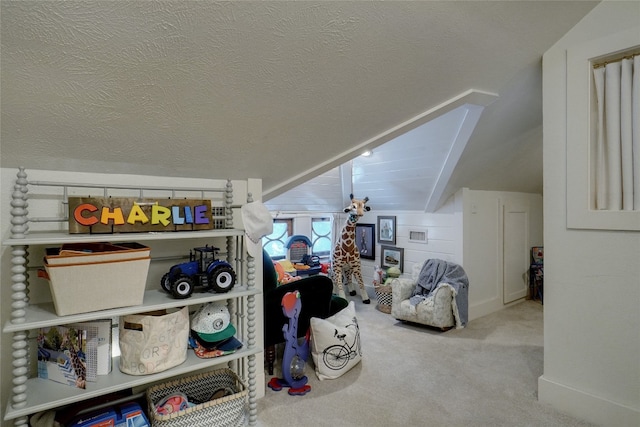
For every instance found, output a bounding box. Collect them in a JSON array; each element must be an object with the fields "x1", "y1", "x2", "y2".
[{"x1": 2, "y1": 168, "x2": 261, "y2": 426}]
